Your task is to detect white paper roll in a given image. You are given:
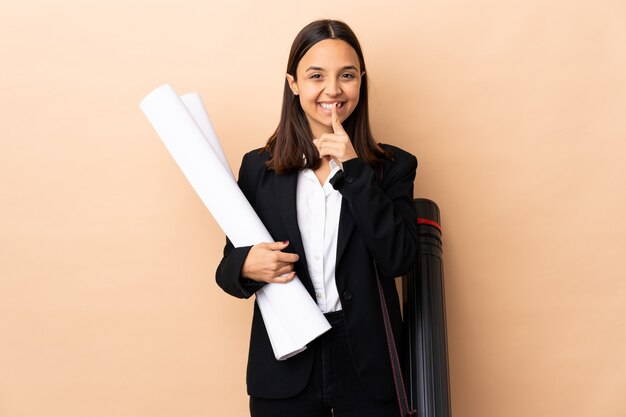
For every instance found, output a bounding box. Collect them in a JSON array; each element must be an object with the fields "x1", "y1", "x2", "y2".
[
  {"x1": 140, "y1": 84, "x2": 330, "y2": 360},
  {"x1": 180, "y1": 93, "x2": 233, "y2": 179}
]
